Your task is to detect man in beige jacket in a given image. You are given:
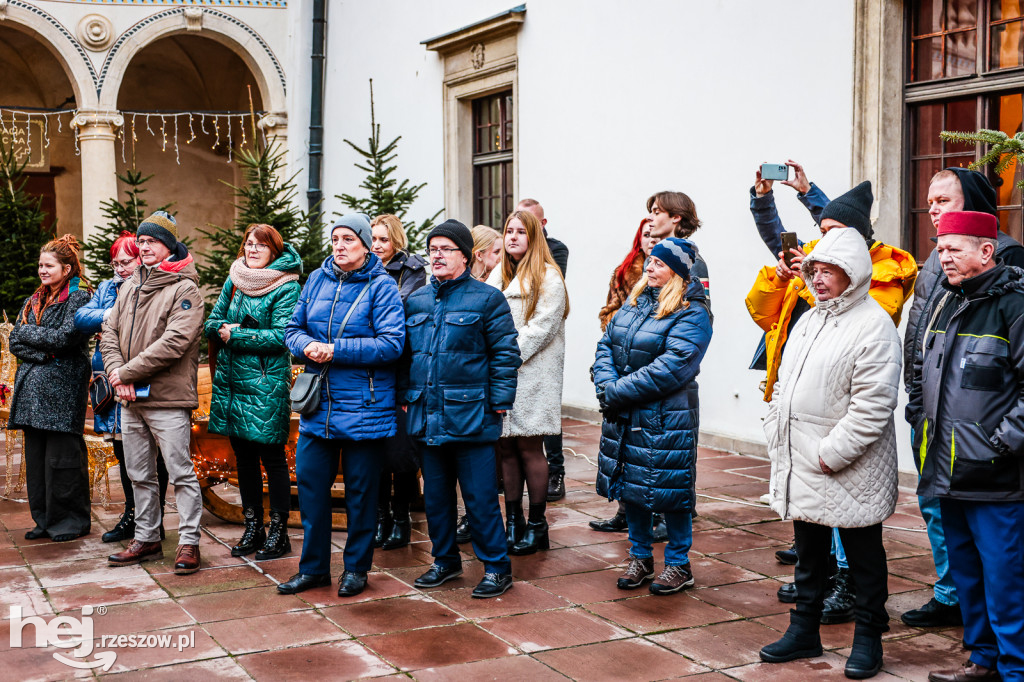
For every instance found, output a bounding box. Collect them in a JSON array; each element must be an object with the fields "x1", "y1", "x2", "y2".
[{"x1": 101, "y1": 212, "x2": 205, "y2": 574}]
